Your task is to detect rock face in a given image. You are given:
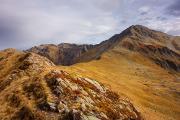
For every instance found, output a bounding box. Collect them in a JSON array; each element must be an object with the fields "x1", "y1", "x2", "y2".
[
  {"x1": 118, "y1": 25, "x2": 180, "y2": 72},
  {"x1": 0, "y1": 49, "x2": 142, "y2": 120},
  {"x1": 137, "y1": 44, "x2": 180, "y2": 72},
  {"x1": 45, "y1": 70, "x2": 141, "y2": 120},
  {"x1": 28, "y1": 25, "x2": 180, "y2": 72},
  {"x1": 27, "y1": 43, "x2": 95, "y2": 65}
]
